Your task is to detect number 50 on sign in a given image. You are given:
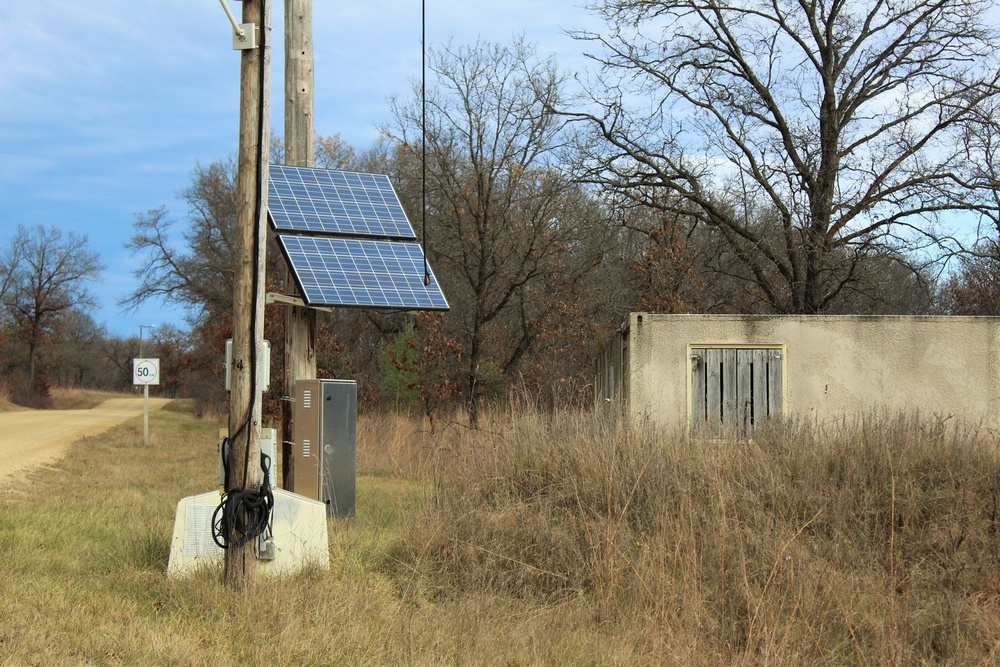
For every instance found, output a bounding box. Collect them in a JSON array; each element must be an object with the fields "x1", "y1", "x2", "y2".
[{"x1": 133, "y1": 358, "x2": 160, "y2": 386}]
